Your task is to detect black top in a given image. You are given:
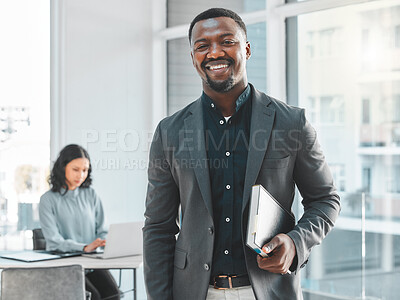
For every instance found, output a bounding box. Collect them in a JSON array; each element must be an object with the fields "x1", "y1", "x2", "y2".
[{"x1": 201, "y1": 85, "x2": 252, "y2": 277}]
